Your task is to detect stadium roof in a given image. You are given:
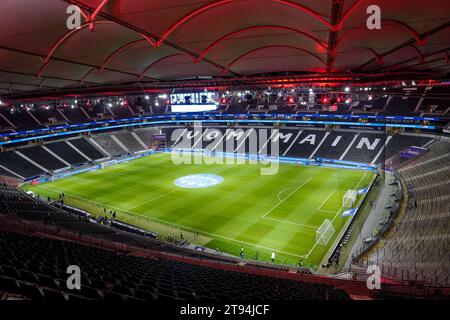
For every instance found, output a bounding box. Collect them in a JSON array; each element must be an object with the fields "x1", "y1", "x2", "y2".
[{"x1": 0, "y1": 0, "x2": 449, "y2": 100}]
